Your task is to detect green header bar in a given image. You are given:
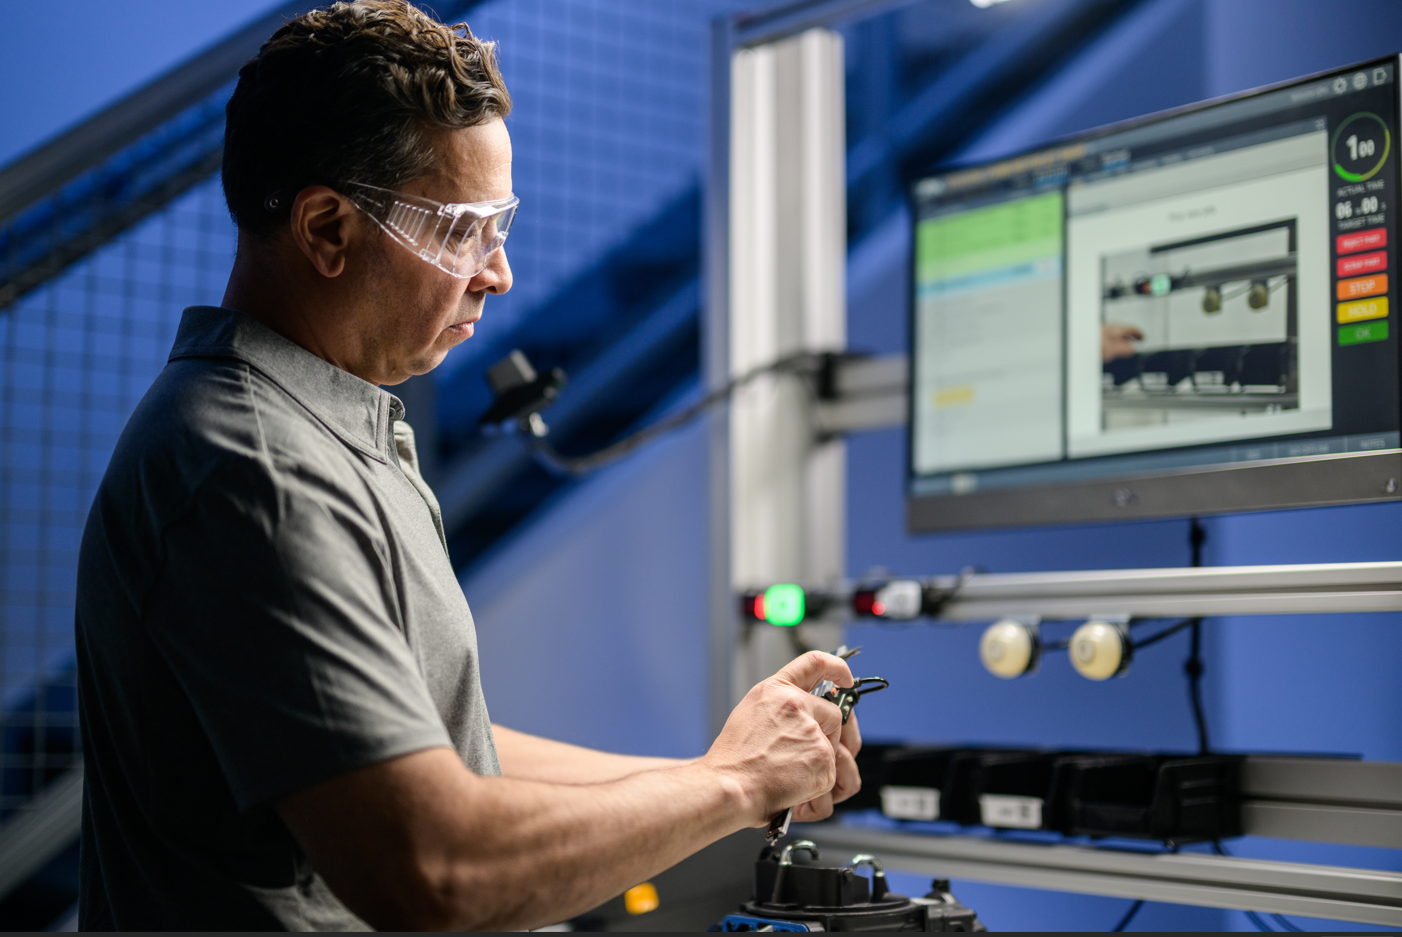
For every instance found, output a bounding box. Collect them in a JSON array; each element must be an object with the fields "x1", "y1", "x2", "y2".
[{"x1": 916, "y1": 191, "x2": 1063, "y2": 283}]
